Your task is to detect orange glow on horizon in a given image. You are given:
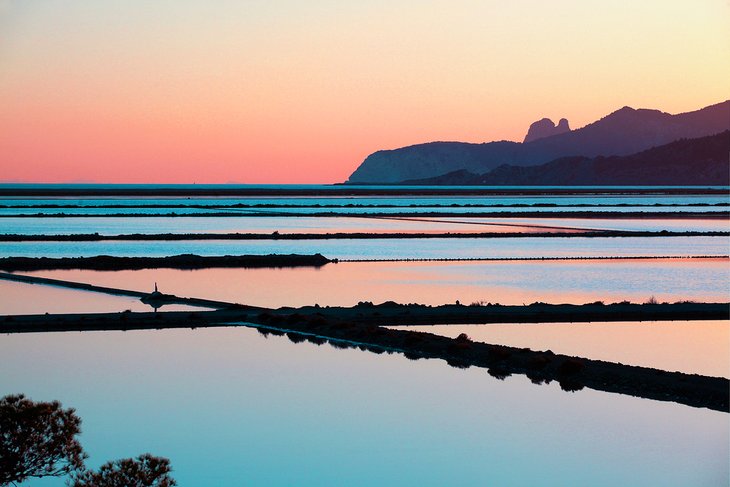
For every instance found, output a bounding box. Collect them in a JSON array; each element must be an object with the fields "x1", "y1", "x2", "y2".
[{"x1": 1, "y1": 1, "x2": 728, "y2": 183}]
